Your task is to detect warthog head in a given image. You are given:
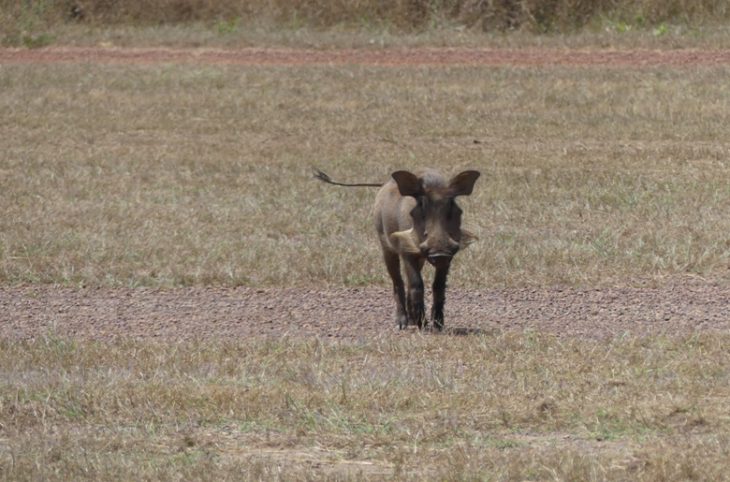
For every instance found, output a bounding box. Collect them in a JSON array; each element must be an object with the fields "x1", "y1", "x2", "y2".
[{"x1": 389, "y1": 170, "x2": 480, "y2": 265}]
